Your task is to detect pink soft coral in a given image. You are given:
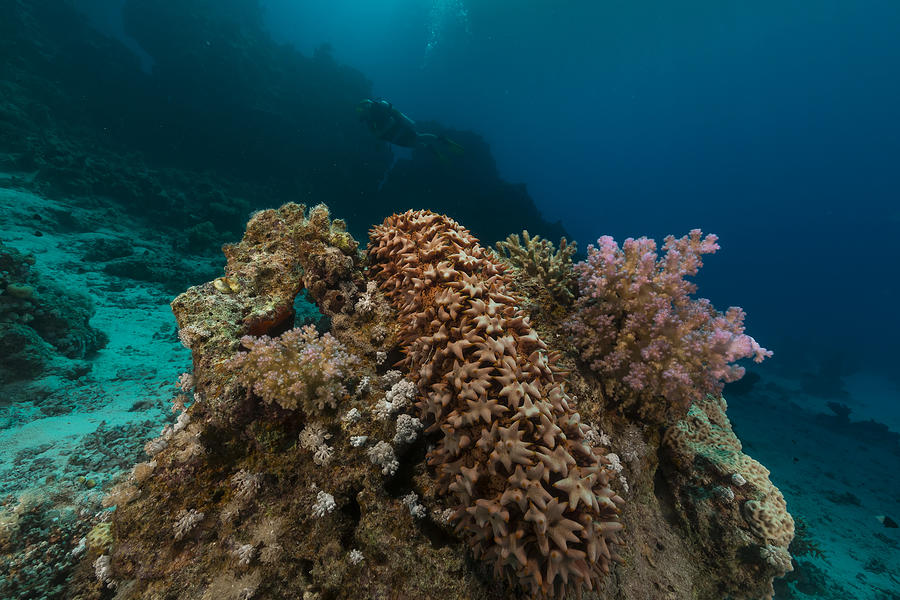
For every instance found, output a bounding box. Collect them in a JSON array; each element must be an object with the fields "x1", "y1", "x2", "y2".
[
  {"x1": 568, "y1": 229, "x2": 770, "y2": 421},
  {"x1": 223, "y1": 325, "x2": 359, "y2": 415}
]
